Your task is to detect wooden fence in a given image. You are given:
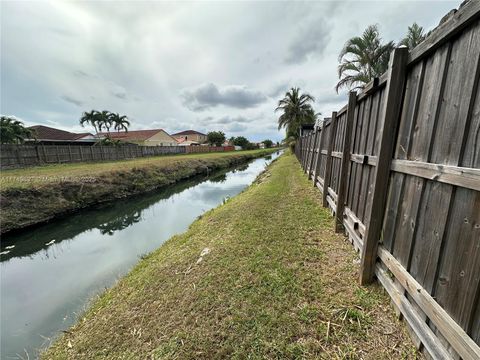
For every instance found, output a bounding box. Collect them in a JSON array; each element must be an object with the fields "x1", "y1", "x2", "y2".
[
  {"x1": 0, "y1": 144, "x2": 235, "y2": 170},
  {"x1": 296, "y1": 2, "x2": 480, "y2": 359}
]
